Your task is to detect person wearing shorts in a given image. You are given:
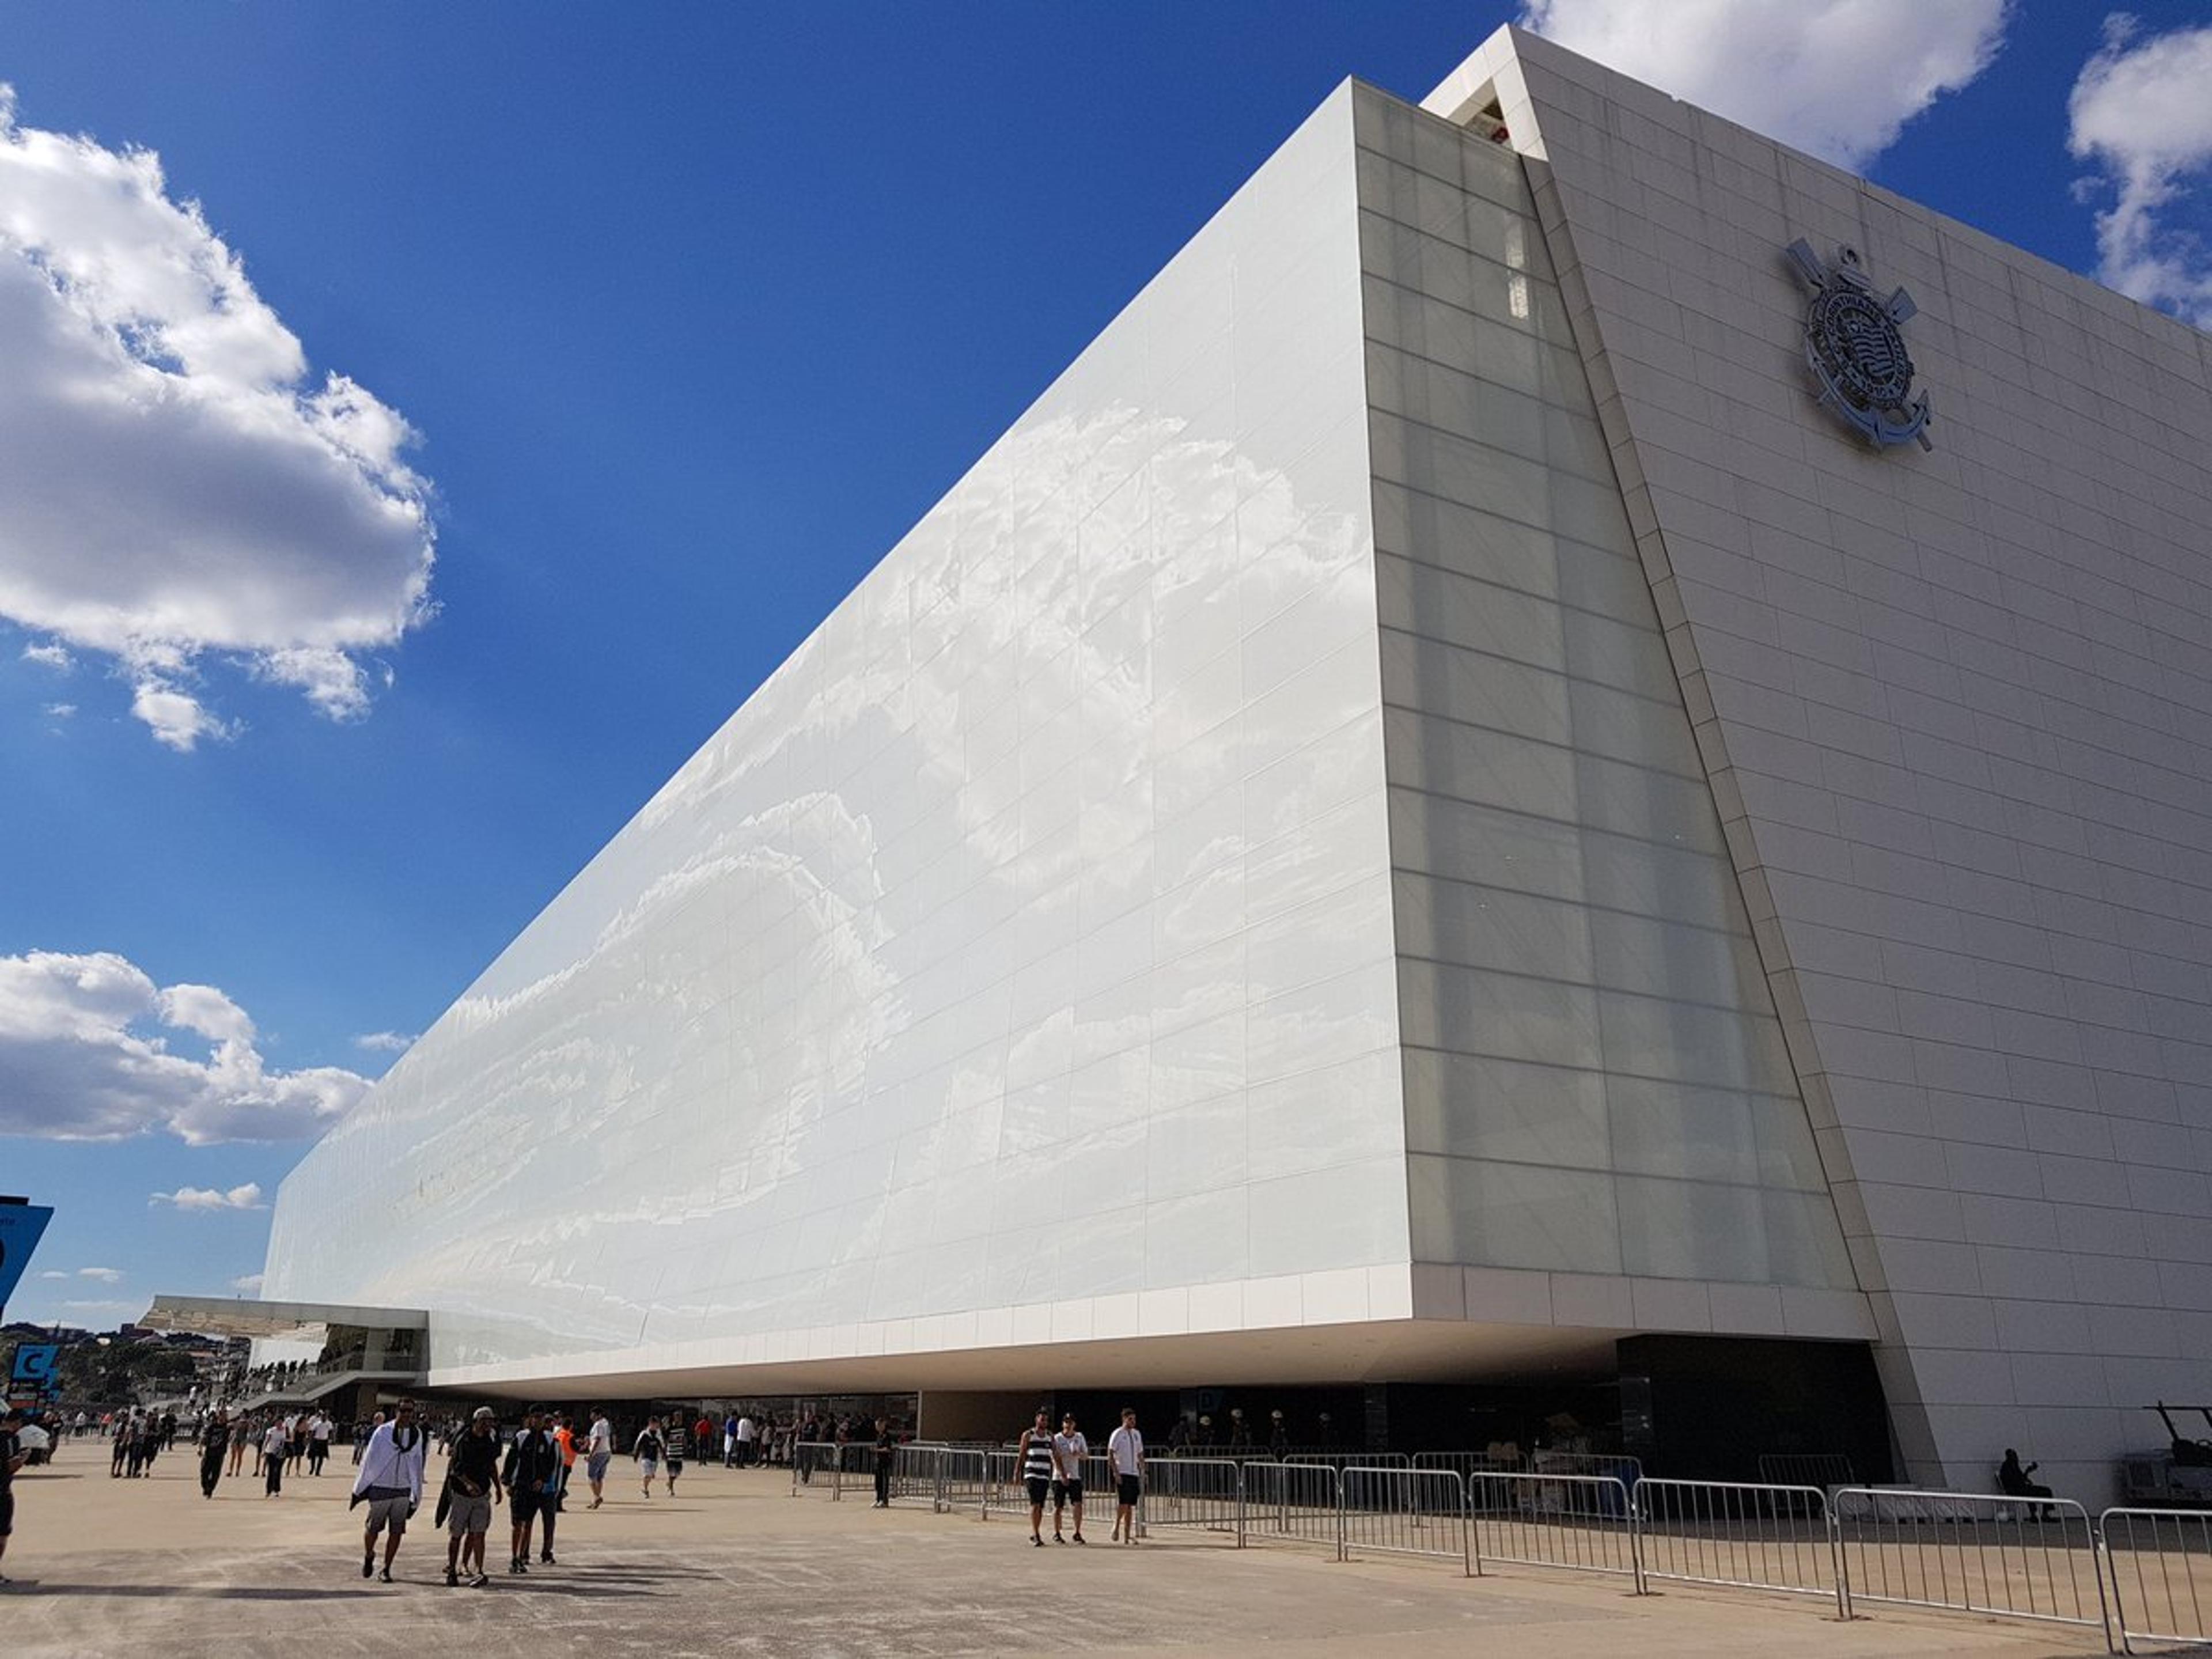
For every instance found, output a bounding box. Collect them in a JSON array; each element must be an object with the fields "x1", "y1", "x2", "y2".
[
  {"x1": 502, "y1": 1407, "x2": 563, "y2": 1574},
  {"x1": 634, "y1": 1418, "x2": 664, "y2": 1498},
  {"x1": 1051, "y1": 1413, "x2": 1089, "y2": 1543},
  {"x1": 1017, "y1": 1408, "x2": 1055, "y2": 1547},
  {"x1": 350, "y1": 1400, "x2": 427, "y2": 1583},
  {"x1": 442, "y1": 1407, "x2": 502, "y2": 1587},
  {"x1": 585, "y1": 1408, "x2": 612, "y2": 1508},
  {"x1": 662, "y1": 1415, "x2": 688, "y2": 1496},
  {"x1": 1107, "y1": 1407, "x2": 1144, "y2": 1544}
]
